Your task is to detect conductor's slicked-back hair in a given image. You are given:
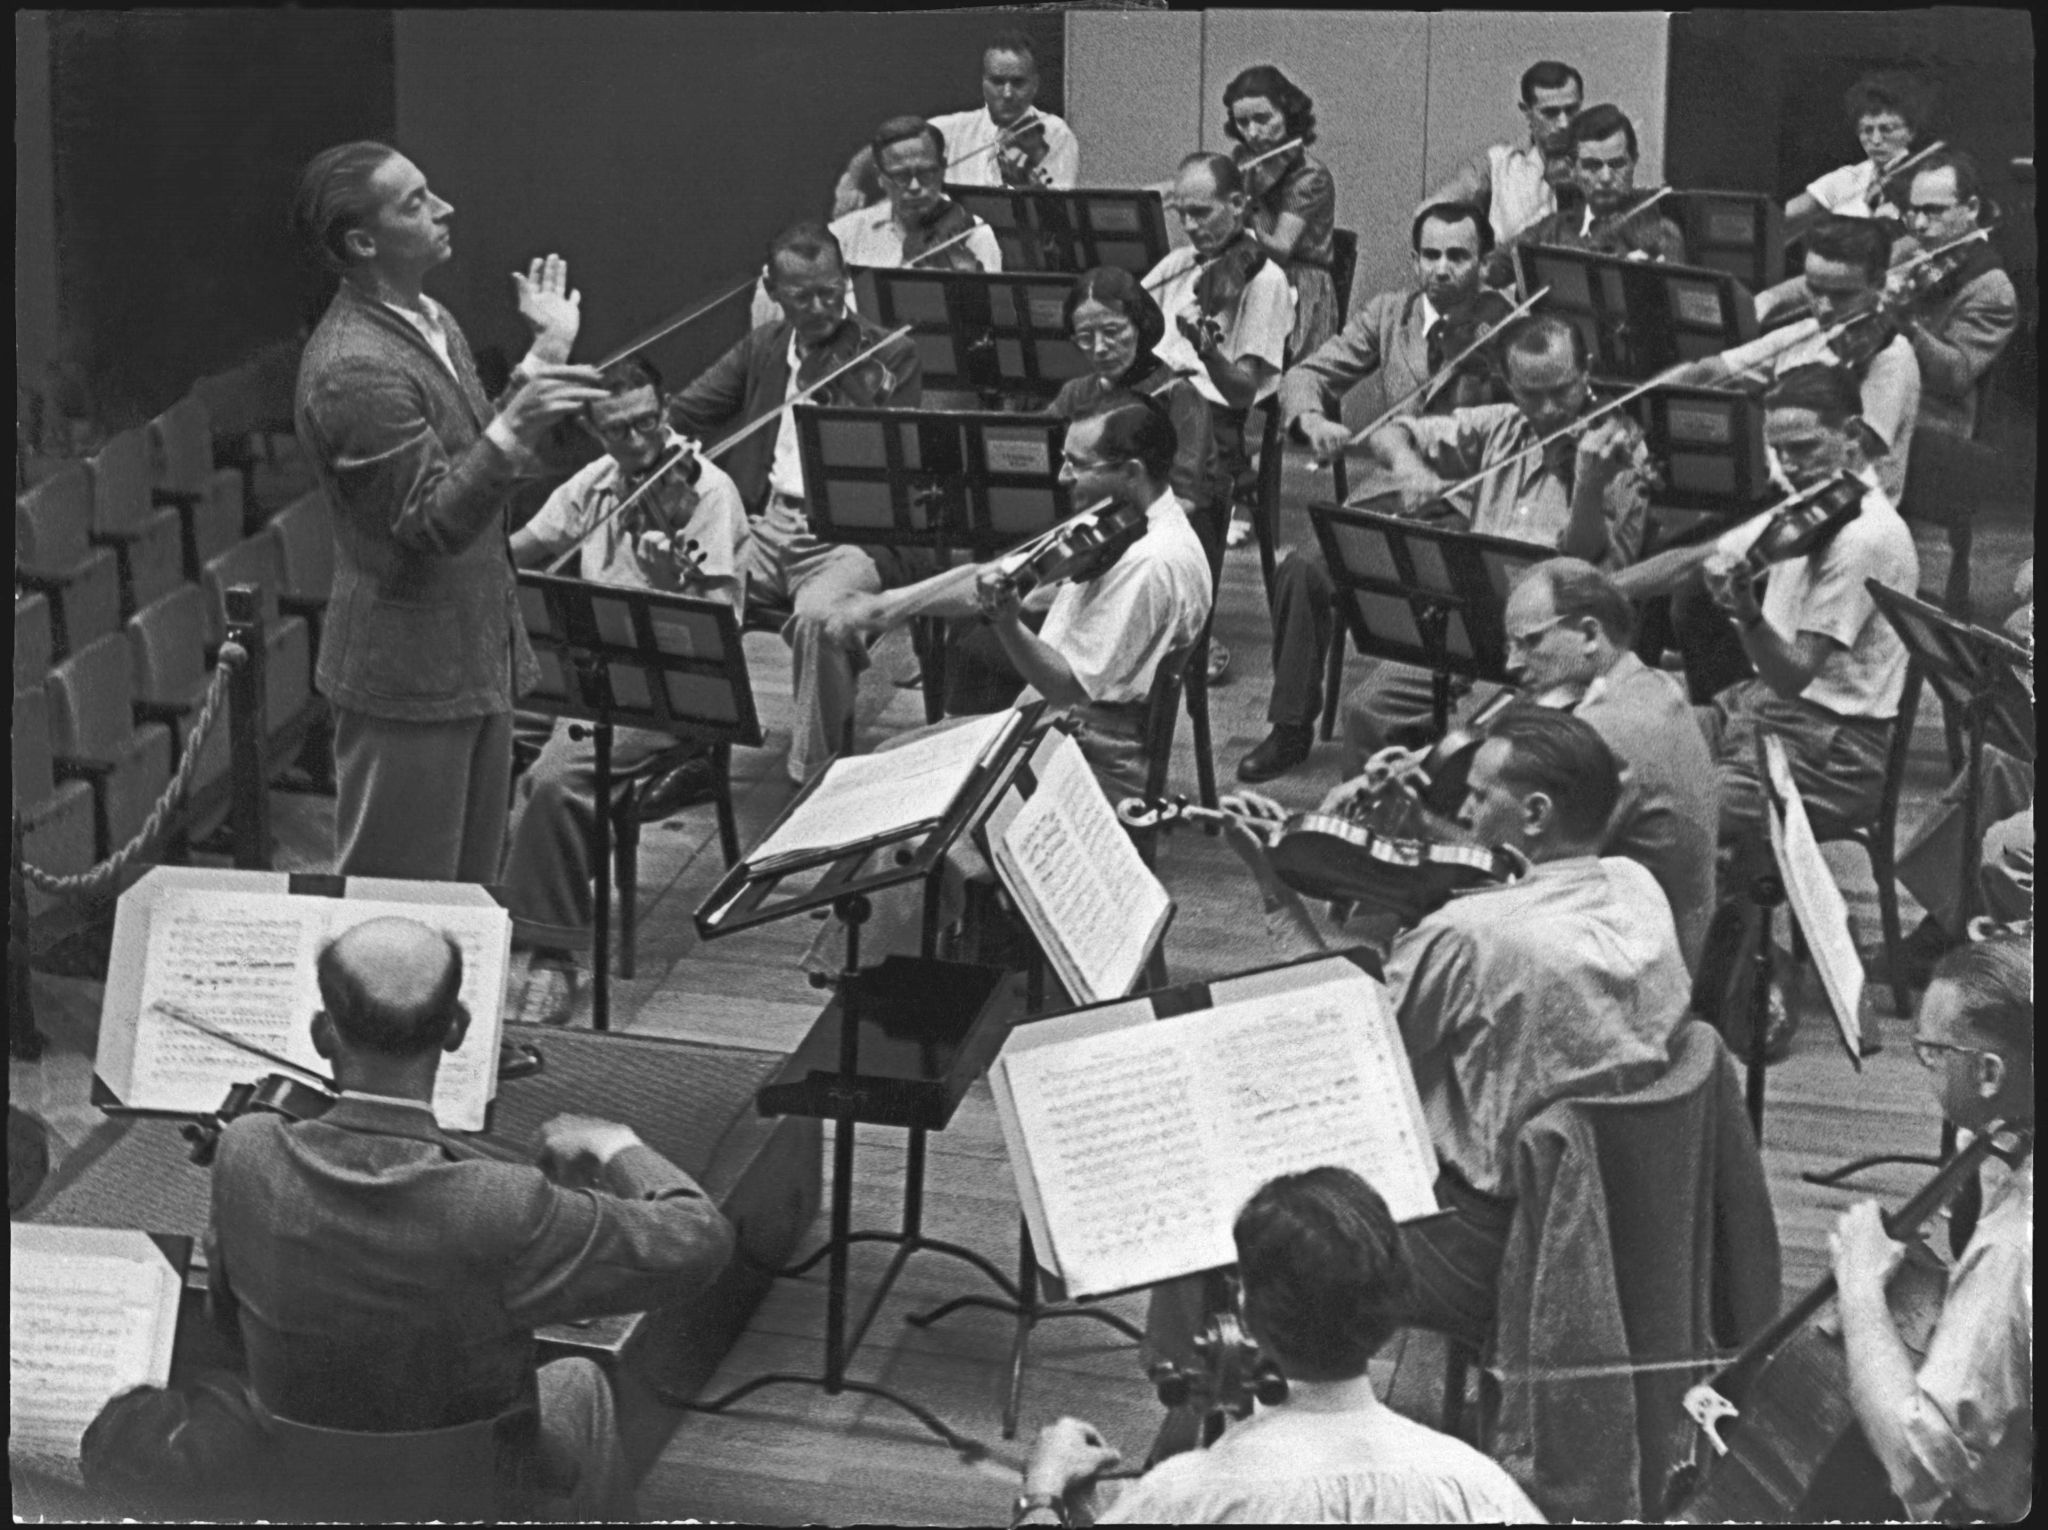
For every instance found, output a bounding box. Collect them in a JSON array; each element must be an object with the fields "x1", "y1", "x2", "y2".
[
  {"x1": 1077, "y1": 396, "x2": 1178, "y2": 483},
  {"x1": 315, "y1": 920, "x2": 464, "y2": 1058},
  {"x1": 1234, "y1": 1167, "x2": 1411, "y2": 1382},
  {"x1": 1485, "y1": 705, "x2": 1622, "y2": 844},
  {"x1": 293, "y1": 140, "x2": 400, "y2": 273}
]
